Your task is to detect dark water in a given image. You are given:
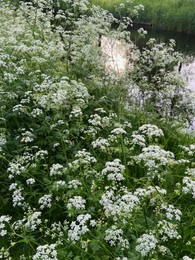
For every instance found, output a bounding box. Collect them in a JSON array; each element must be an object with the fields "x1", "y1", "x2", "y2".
[{"x1": 130, "y1": 27, "x2": 195, "y2": 55}]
